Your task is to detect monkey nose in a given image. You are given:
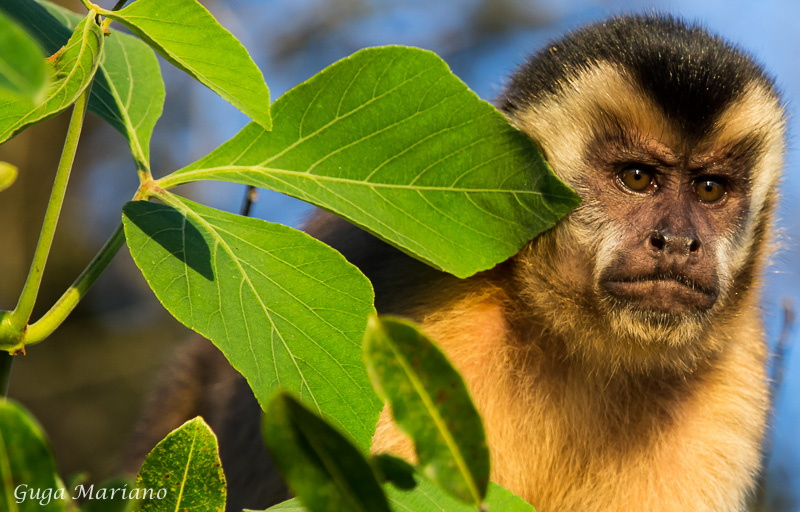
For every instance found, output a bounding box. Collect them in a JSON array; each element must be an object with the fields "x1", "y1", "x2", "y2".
[{"x1": 648, "y1": 231, "x2": 701, "y2": 257}]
